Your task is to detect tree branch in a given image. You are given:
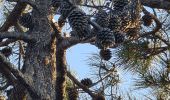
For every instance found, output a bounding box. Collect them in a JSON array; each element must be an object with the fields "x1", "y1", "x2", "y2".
[
  {"x1": 154, "y1": 35, "x2": 170, "y2": 47},
  {"x1": 50, "y1": 22, "x2": 62, "y2": 39},
  {"x1": 140, "y1": 0, "x2": 170, "y2": 10},
  {"x1": 147, "y1": 46, "x2": 169, "y2": 57},
  {"x1": 91, "y1": 68, "x2": 116, "y2": 87},
  {"x1": 142, "y1": 7, "x2": 162, "y2": 35},
  {"x1": 67, "y1": 71, "x2": 97, "y2": 98},
  {"x1": 0, "y1": 82, "x2": 10, "y2": 90},
  {"x1": 0, "y1": 53, "x2": 40, "y2": 99},
  {"x1": 0, "y1": 2, "x2": 27, "y2": 32},
  {"x1": 0, "y1": 39, "x2": 16, "y2": 47},
  {"x1": 59, "y1": 36, "x2": 95, "y2": 49},
  {"x1": 0, "y1": 32, "x2": 36, "y2": 42},
  {"x1": 59, "y1": 37, "x2": 80, "y2": 49},
  {"x1": 7, "y1": 0, "x2": 40, "y2": 13}
]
